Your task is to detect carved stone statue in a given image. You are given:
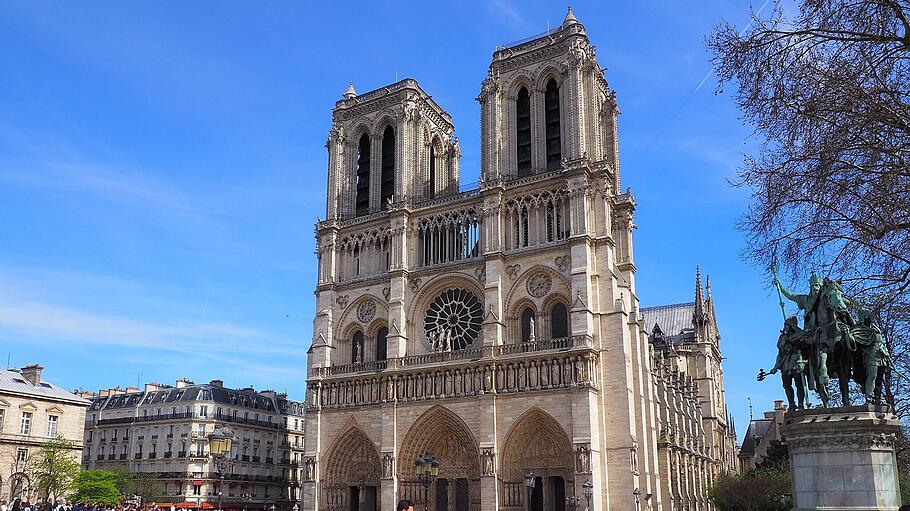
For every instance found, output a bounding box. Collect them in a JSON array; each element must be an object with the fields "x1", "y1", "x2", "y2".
[{"x1": 528, "y1": 316, "x2": 536, "y2": 342}]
